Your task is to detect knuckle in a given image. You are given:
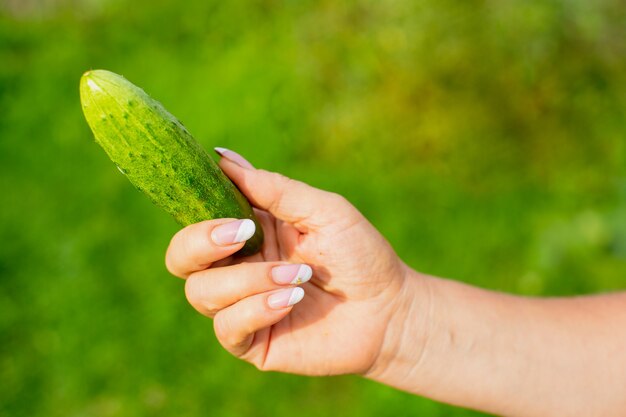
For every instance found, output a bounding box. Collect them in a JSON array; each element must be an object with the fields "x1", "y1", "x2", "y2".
[
  {"x1": 204, "y1": 304, "x2": 220, "y2": 317},
  {"x1": 271, "y1": 176, "x2": 303, "y2": 214},
  {"x1": 337, "y1": 195, "x2": 360, "y2": 217},
  {"x1": 213, "y1": 314, "x2": 229, "y2": 342},
  {"x1": 164, "y1": 233, "x2": 185, "y2": 276},
  {"x1": 319, "y1": 192, "x2": 356, "y2": 220},
  {"x1": 185, "y1": 275, "x2": 219, "y2": 315},
  {"x1": 272, "y1": 171, "x2": 294, "y2": 189},
  {"x1": 214, "y1": 316, "x2": 240, "y2": 348},
  {"x1": 184, "y1": 275, "x2": 202, "y2": 302},
  {"x1": 228, "y1": 336, "x2": 245, "y2": 350},
  {"x1": 263, "y1": 169, "x2": 291, "y2": 186},
  {"x1": 164, "y1": 250, "x2": 176, "y2": 275},
  {"x1": 327, "y1": 191, "x2": 350, "y2": 207}
]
